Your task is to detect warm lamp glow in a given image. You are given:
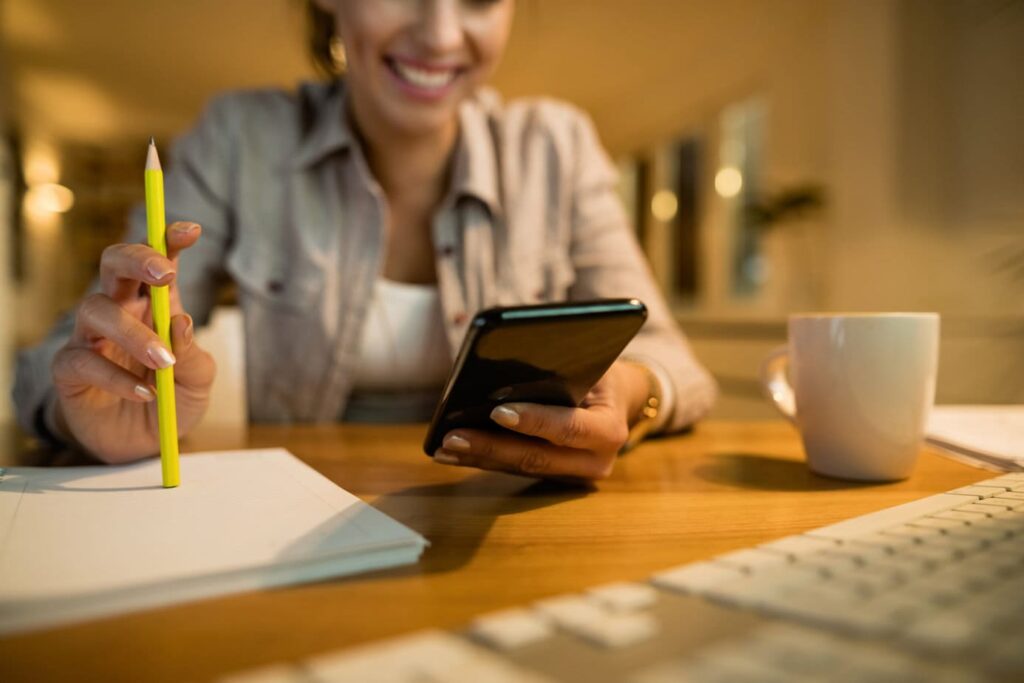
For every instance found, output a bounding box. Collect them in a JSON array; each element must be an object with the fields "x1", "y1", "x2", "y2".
[
  {"x1": 651, "y1": 190, "x2": 678, "y2": 222},
  {"x1": 714, "y1": 167, "x2": 743, "y2": 198},
  {"x1": 25, "y1": 183, "x2": 75, "y2": 215},
  {"x1": 23, "y1": 145, "x2": 60, "y2": 185}
]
